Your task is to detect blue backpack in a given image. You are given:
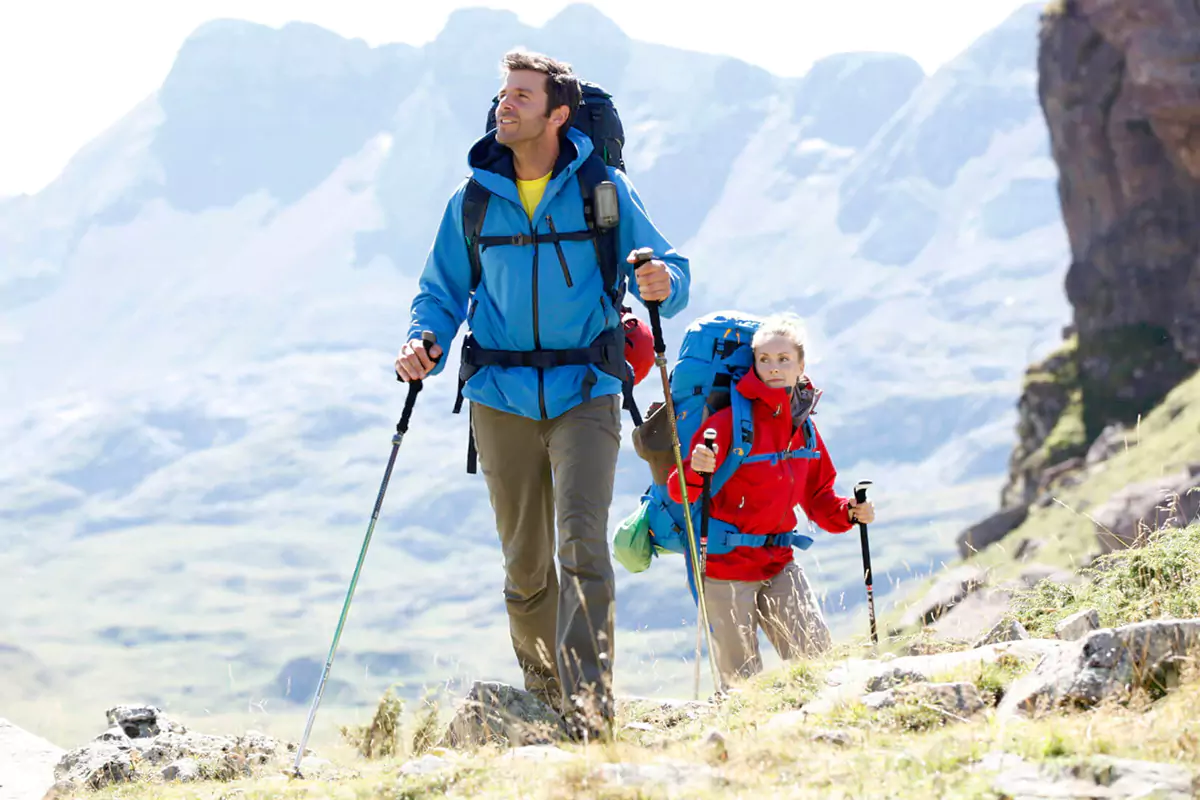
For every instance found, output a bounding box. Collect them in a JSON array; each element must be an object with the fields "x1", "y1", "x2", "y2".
[{"x1": 615, "y1": 311, "x2": 822, "y2": 598}]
